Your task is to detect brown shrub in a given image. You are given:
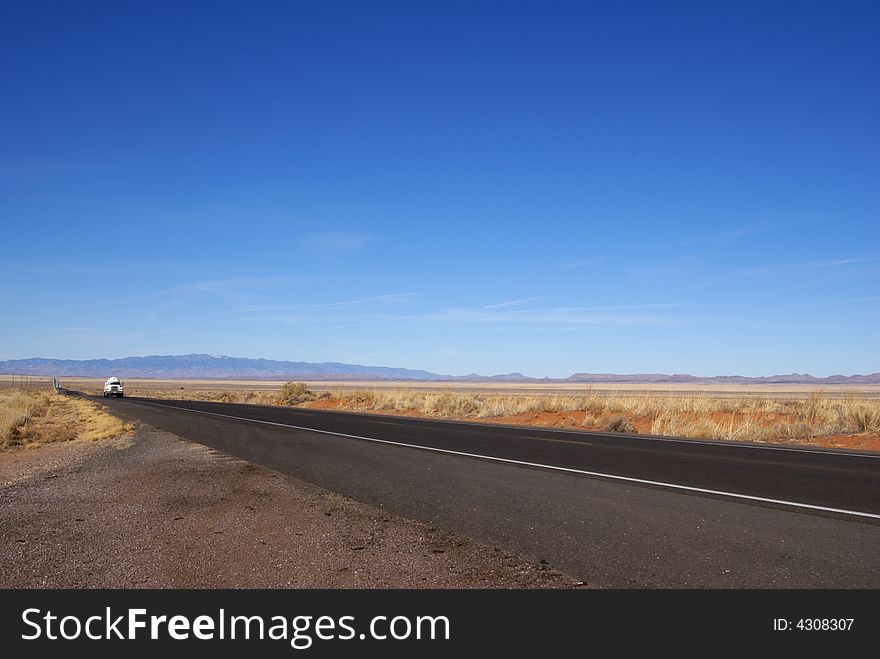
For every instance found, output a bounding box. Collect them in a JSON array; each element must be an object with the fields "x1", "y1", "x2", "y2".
[
  {"x1": 603, "y1": 415, "x2": 636, "y2": 433},
  {"x1": 276, "y1": 382, "x2": 315, "y2": 406}
]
